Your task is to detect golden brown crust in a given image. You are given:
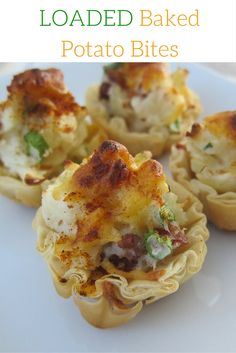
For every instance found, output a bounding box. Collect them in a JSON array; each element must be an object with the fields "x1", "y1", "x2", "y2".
[
  {"x1": 204, "y1": 111, "x2": 236, "y2": 143},
  {"x1": 7, "y1": 68, "x2": 84, "y2": 121},
  {"x1": 105, "y1": 63, "x2": 167, "y2": 96},
  {"x1": 186, "y1": 111, "x2": 236, "y2": 143},
  {"x1": 170, "y1": 145, "x2": 236, "y2": 231},
  {"x1": 9, "y1": 68, "x2": 66, "y2": 95},
  {"x1": 71, "y1": 140, "x2": 164, "y2": 199}
]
